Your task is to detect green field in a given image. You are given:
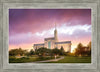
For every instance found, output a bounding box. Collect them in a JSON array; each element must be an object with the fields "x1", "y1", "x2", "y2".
[
  {"x1": 46, "y1": 56, "x2": 91, "y2": 63},
  {"x1": 9, "y1": 56, "x2": 91, "y2": 63}
]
